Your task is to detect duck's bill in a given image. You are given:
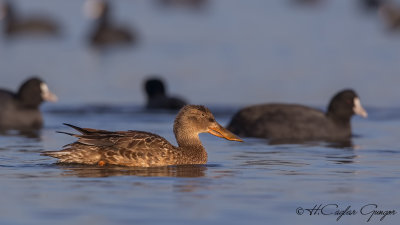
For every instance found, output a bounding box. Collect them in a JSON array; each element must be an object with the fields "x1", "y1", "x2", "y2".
[
  {"x1": 208, "y1": 123, "x2": 243, "y2": 142},
  {"x1": 353, "y1": 97, "x2": 367, "y2": 118},
  {"x1": 41, "y1": 83, "x2": 58, "y2": 102}
]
